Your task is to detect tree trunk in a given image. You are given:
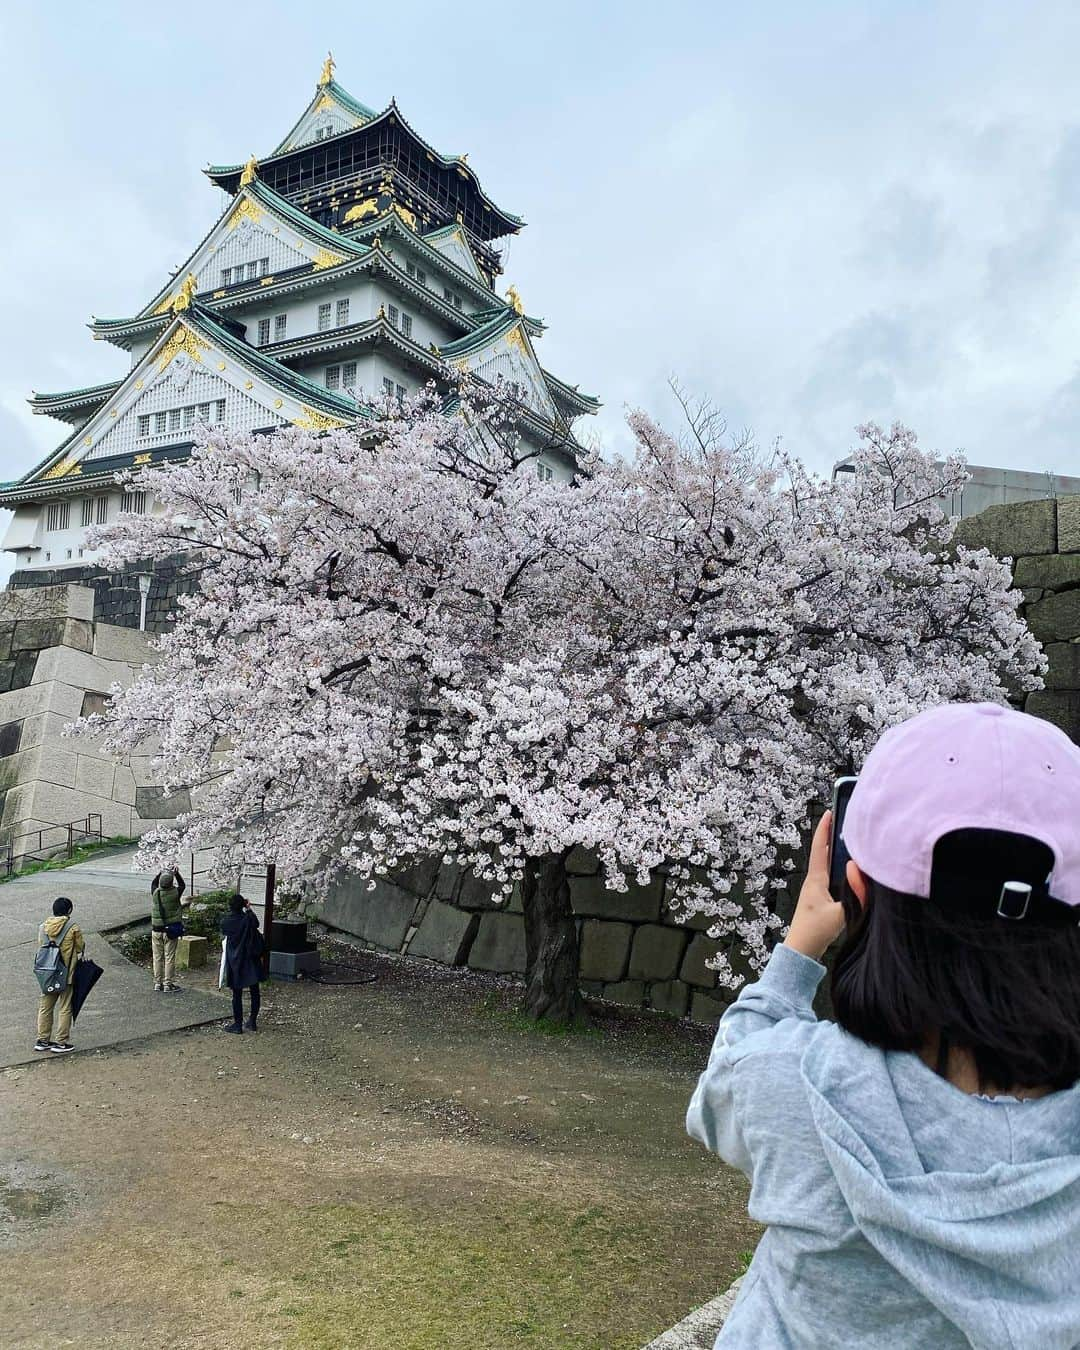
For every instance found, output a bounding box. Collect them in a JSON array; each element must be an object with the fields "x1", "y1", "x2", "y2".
[{"x1": 520, "y1": 851, "x2": 587, "y2": 1026}]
